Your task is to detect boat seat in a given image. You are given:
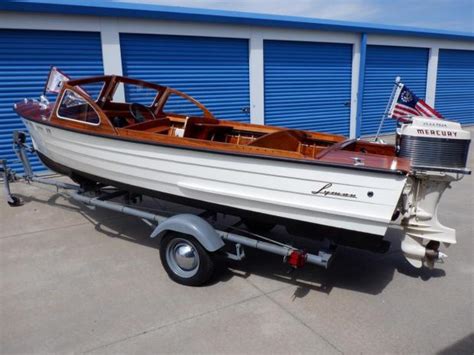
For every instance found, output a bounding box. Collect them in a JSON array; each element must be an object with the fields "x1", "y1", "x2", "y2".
[
  {"x1": 111, "y1": 116, "x2": 129, "y2": 128},
  {"x1": 247, "y1": 129, "x2": 307, "y2": 152},
  {"x1": 183, "y1": 116, "x2": 233, "y2": 141},
  {"x1": 124, "y1": 118, "x2": 171, "y2": 132}
]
